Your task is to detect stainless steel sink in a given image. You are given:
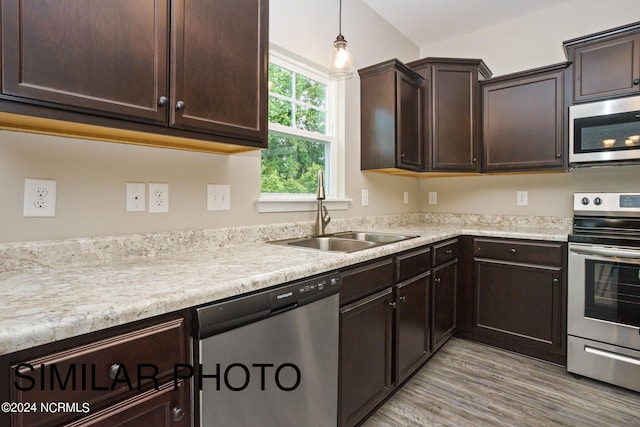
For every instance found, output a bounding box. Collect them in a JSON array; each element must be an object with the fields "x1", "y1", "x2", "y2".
[
  {"x1": 269, "y1": 231, "x2": 418, "y2": 253},
  {"x1": 284, "y1": 236, "x2": 376, "y2": 252},
  {"x1": 332, "y1": 231, "x2": 416, "y2": 244}
]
